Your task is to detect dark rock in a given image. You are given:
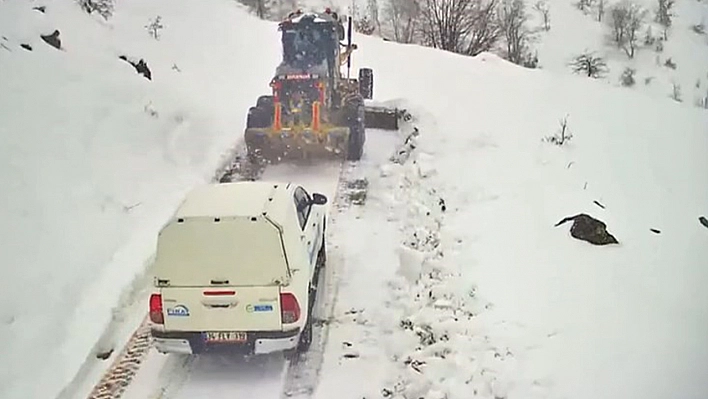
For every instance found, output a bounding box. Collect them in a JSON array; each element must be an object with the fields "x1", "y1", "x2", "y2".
[
  {"x1": 96, "y1": 348, "x2": 113, "y2": 360},
  {"x1": 650, "y1": 228, "x2": 661, "y2": 234},
  {"x1": 40, "y1": 30, "x2": 61, "y2": 50},
  {"x1": 119, "y1": 55, "x2": 152, "y2": 80},
  {"x1": 700, "y1": 216, "x2": 708, "y2": 229},
  {"x1": 20, "y1": 44, "x2": 32, "y2": 51},
  {"x1": 554, "y1": 213, "x2": 619, "y2": 245},
  {"x1": 593, "y1": 200, "x2": 606, "y2": 209},
  {"x1": 33, "y1": 6, "x2": 46, "y2": 13}
]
